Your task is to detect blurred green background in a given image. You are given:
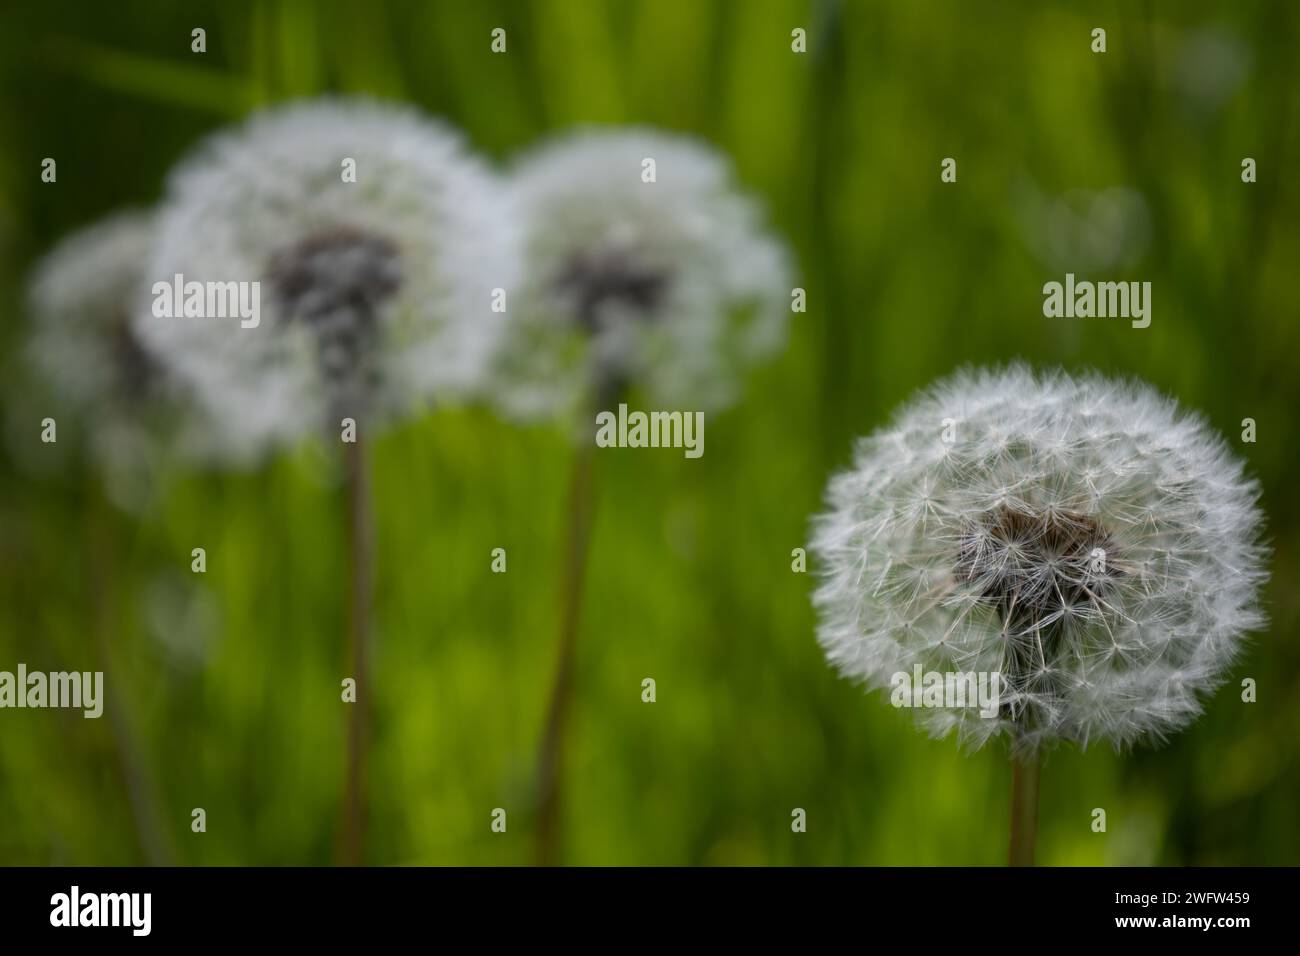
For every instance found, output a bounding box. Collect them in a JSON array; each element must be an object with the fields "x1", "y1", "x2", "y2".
[{"x1": 1, "y1": 0, "x2": 1297, "y2": 865}]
